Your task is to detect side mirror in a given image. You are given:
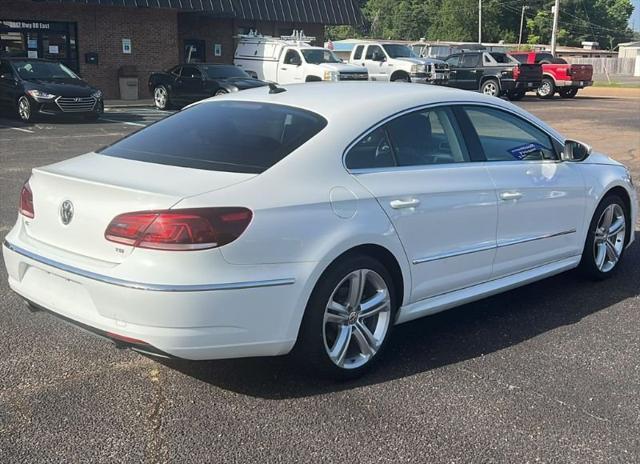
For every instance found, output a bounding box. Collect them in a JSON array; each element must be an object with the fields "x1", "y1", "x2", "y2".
[{"x1": 561, "y1": 139, "x2": 591, "y2": 162}]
